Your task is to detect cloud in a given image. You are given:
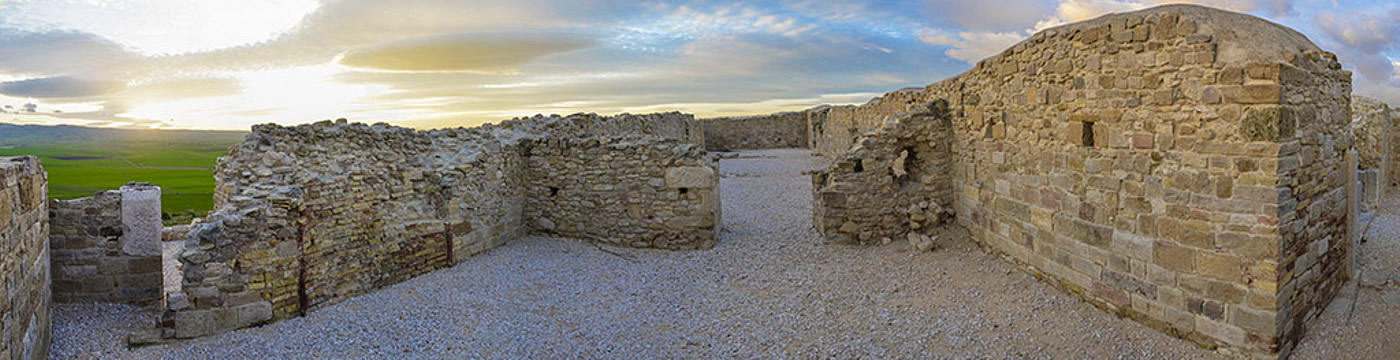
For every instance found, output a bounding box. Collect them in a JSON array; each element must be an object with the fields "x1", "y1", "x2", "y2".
[
  {"x1": 0, "y1": 30, "x2": 137, "y2": 78},
  {"x1": 0, "y1": 76, "x2": 126, "y2": 98},
  {"x1": 920, "y1": 31, "x2": 1026, "y2": 63},
  {"x1": 1037, "y1": 0, "x2": 1295, "y2": 30},
  {"x1": 336, "y1": 32, "x2": 598, "y2": 73},
  {"x1": 923, "y1": 0, "x2": 1057, "y2": 32}
]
